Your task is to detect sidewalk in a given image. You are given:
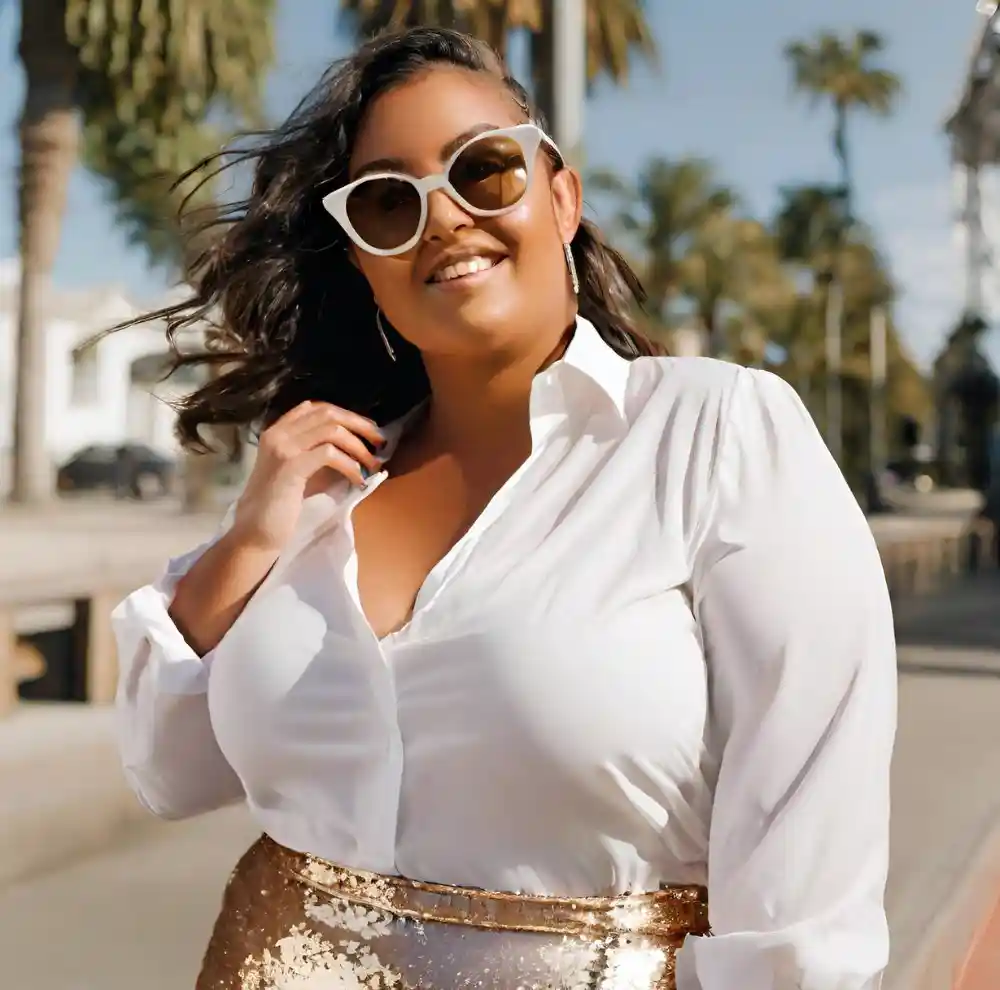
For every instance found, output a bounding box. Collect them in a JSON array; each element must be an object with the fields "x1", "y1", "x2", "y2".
[
  {"x1": 886, "y1": 574, "x2": 1000, "y2": 990},
  {"x1": 0, "y1": 704, "x2": 153, "y2": 888},
  {"x1": 0, "y1": 805, "x2": 258, "y2": 990}
]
